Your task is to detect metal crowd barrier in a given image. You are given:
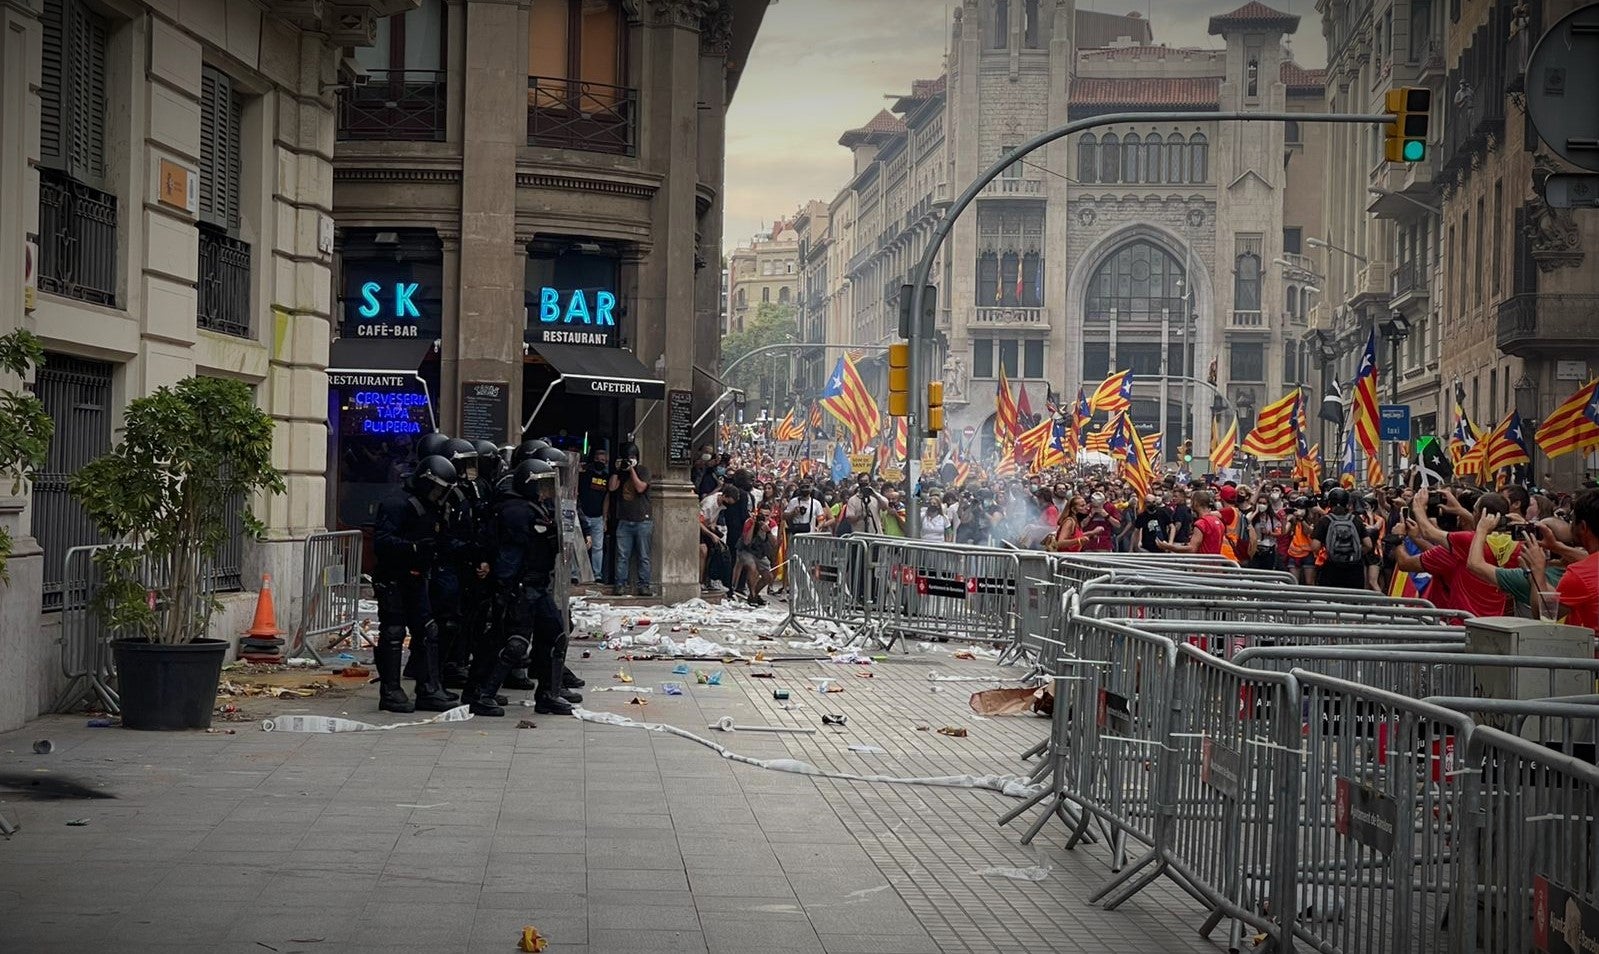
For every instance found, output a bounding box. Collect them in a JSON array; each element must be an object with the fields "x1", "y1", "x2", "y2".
[
  {"x1": 1424, "y1": 695, "x2": 1599, "y2": 761},
  {"x1": 1236, "y1": 645, "x2": 1599, "y2": 702},
  {"x1": 778, "y1": 533, "x2": 873, "y2": 643},
  {"x1": 863, "y1": 536, "x2": 1024, "y2": 651},
  {"x1": 289, "y1": 530, "x2": 365, "y2": 664}
]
